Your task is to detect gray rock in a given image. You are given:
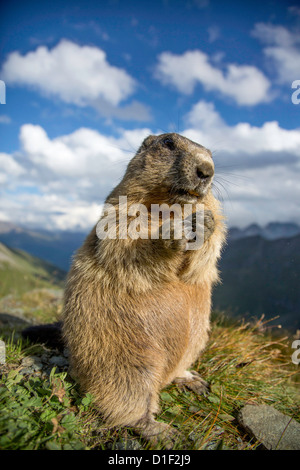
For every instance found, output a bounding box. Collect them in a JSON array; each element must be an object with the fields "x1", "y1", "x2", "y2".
[
  {"x1": 20, "y1": 355, "x2": 43, "y2": 374},
  {"x1": 0, "y1": 340, "x2": 5, "y2": 364},
  {"x1": 238, "y1": 404, "x2": 300, "y2": 450},
  {"x1": 40, "y1": 353, "x2": 51, "y2": 363},
  {"x1": 0, "y1": 312, "x2": 30, "y2": 327},
  {"x1": 49, "y1": 355, "x2": 69, "y2": 367},
  {"x1": 63, "y1": 348, "x2": 70, "y2": 358},
  {"x1": 200, "y1": 426, "x2": 225, "y2": 450},
  {"x1": 108, "y1": 438, "x2": 143, "y2": 450},
  {"x1": 21, "y1": 355, "x2": 42, "y2": 367}
]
